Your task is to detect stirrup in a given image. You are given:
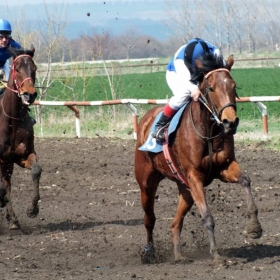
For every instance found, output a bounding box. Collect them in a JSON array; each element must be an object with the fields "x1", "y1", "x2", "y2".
[{"x1": 154, "y1": 126, "x2": 168, "y2": 142}]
